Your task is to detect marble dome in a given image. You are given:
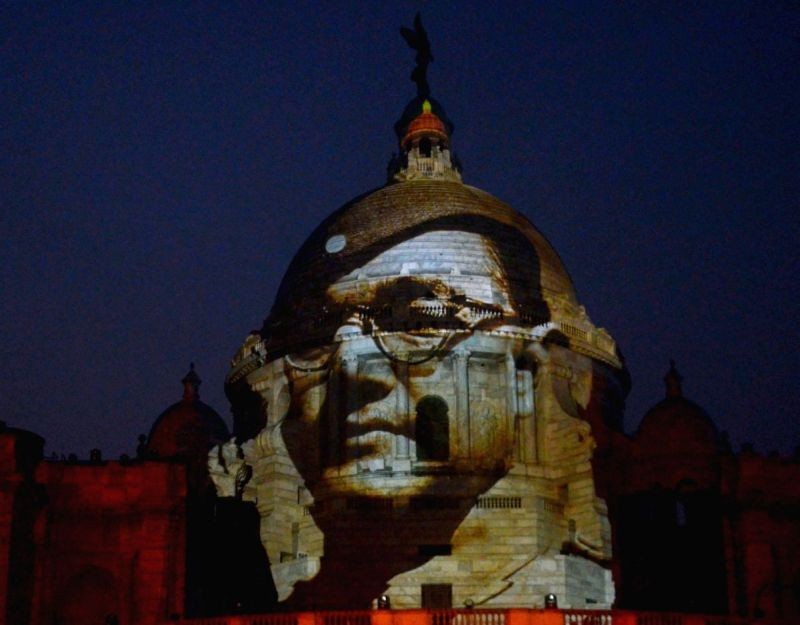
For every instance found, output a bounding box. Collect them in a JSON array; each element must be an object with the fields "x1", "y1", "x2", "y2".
[
  {"x1": 221, "y1": 94, "x2": 625, "y2": 610},
  {"x1": 263, "y1": 179, "x2": 581, "y2": 355}
]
